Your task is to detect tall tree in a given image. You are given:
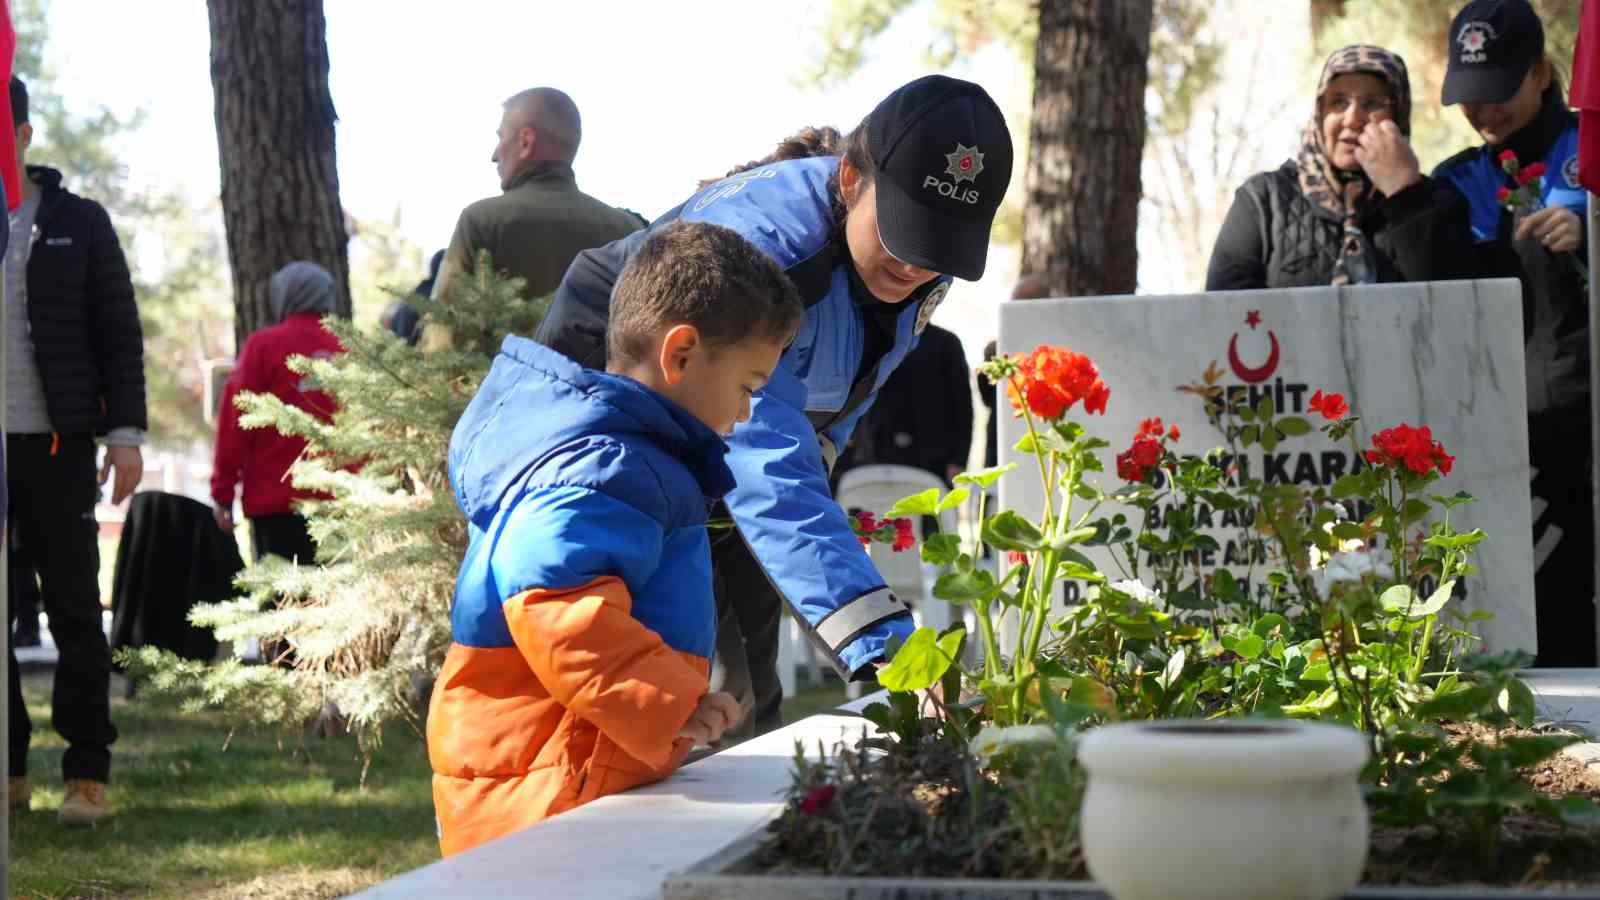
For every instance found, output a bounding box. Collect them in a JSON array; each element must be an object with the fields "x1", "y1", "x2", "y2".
[
  {"x1": 1022, "y1": 0, "x2": 1153, "y2": 297},
  {"x1": 208, "y1": 0, "x2": 351, "y2": 351}
]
